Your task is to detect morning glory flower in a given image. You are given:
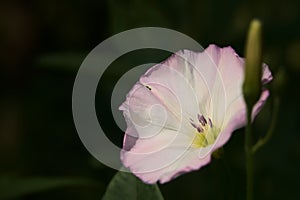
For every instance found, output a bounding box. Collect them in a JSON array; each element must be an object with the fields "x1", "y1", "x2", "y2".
[{"x1": 119, "y1": 44, "x2": 272, "y2": 184}]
